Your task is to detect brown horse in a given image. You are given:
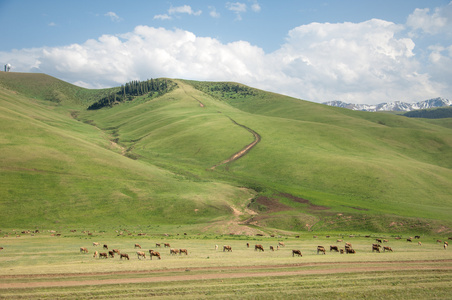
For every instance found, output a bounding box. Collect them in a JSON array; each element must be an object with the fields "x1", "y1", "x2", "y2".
[
  {"x1": 255, "y1": 244, "x2": 264, "y2": 252},
  {"x1": 223, "y1": 245, "x2": 232, "y2": 252},
  {"x1": 149, "y1": 250, "x2": 161, "y2": 260}
]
